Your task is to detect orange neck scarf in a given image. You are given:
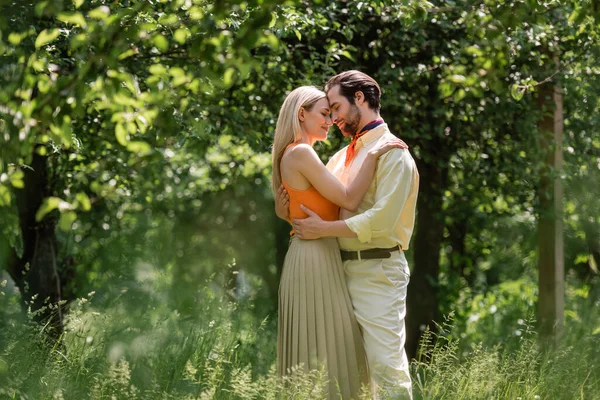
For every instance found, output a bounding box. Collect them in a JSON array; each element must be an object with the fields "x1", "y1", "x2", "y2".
[{"x1": 344, "y1": 119, "x2": 384, "y2": 167}]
